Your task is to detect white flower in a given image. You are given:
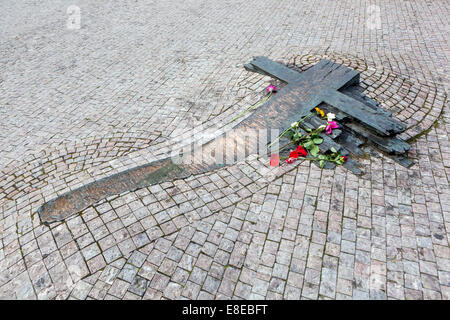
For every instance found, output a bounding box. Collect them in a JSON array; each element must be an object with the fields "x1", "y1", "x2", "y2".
[
  {"x1": 327, "y1": 113, "x2": 336, "y2": 122},
  {"x1": 291, "y1": 122, "x2": 298, "y2": 128}
]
